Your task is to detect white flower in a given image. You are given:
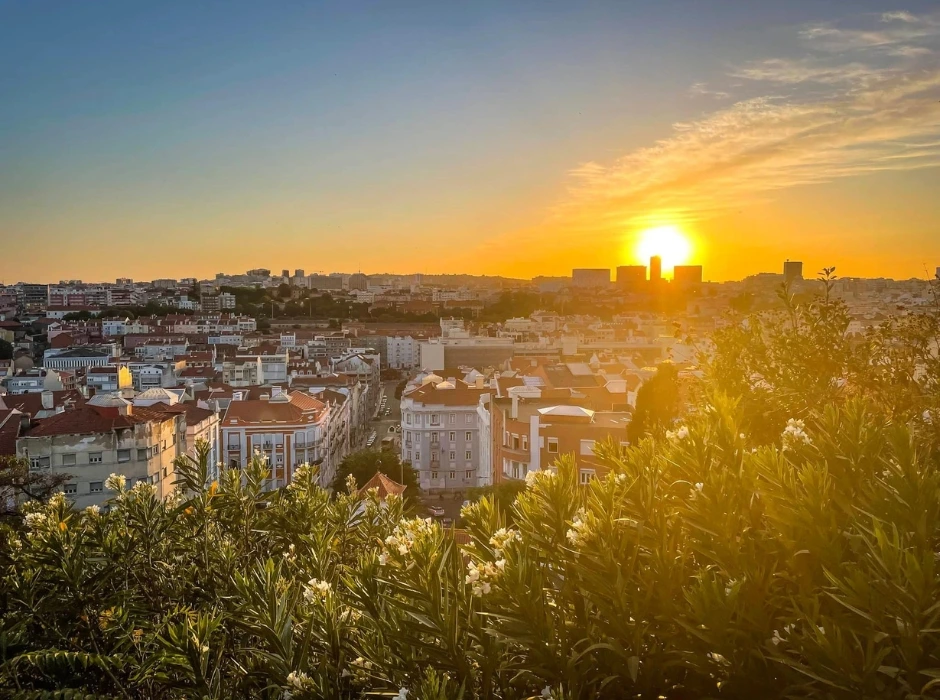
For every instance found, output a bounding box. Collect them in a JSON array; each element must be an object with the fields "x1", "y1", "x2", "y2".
[
  {"x1": 397, "y1": 544, "x2": 408, "y2": 555},
  {"x1": 924, "y1": 409, "x2": 934, "y2": 424},
  {"x1": 695, "y1": 482, "x2": 704, "y2": 491},
  {"x1": 286, "y1": 670, "x2": 310, "y2": 690},
  {"x1": 781, "y1": 418, "x2": 812, "y2": 450},
  {"x1": 85, "y1": 504, "x2": 100, "y2": 516},
  {"x1": 566, "y1": 511, "x2": 591, "y2": 547},
  {"x1": 542, "y1": 686, "x2": 554, "y2": 699},
  {"x1": 200, "y1": 644, "x2": 209, "y2": 653},
  {"x1": 105, "y1": 473, "x2": 126, "y2": 491},
  {"x1": 303, "y1": 578, "x2": 332, "y2": 603},
  {"x1": 495, "y1": 558, "x2": 506, "y2": 571},
  {"x1": 24, "y1": 512, "x2": 47, "y2": 529},
  {"x1": 378, "y1": 553, "x2": 388, "y2": 566},
  {"x1": 489, "y1": 527, "x2": 521, "y2": 555},
  {"x1": 615, "y1": 473, "x2": 628, "y2": 484},
  {"x1": 397, "y1": 688, "x2": 409, "y2": 700},
  {"x1": 677, "y1": 426, "x2": 690, "y2": 440},
  {"x1": 524, "y1": 469, "x2": 554, "y2": 488}
]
